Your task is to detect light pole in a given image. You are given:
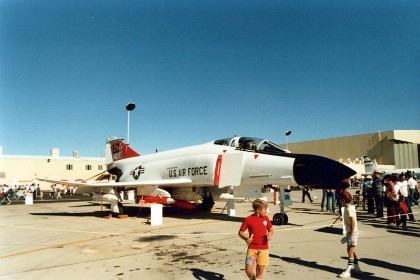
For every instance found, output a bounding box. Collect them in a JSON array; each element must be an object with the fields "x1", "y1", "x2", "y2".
[
  {"x1": 285, "y1": 130, "x2": 292, "y2": 150},
  {"x1": 126, "y1": 102, "x2": 136, "y2": 144}
]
